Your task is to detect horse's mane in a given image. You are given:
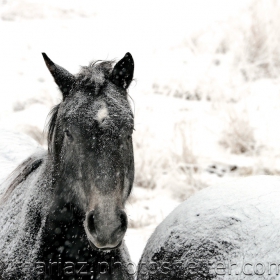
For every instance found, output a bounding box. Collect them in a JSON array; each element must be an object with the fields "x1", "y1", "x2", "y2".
[{"x1": 47, "y1": 104, "x2": 60, "y2": 154}]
